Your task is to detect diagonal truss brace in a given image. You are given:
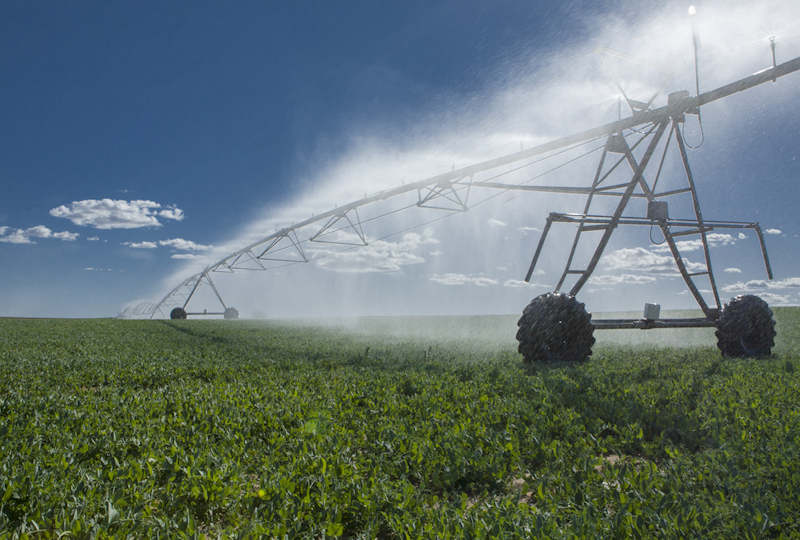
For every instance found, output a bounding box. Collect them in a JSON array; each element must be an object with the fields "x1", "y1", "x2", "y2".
[
  {"x1": 523, "y1": 116, "x2": 774, "y2": 318},
  {"x1": 417, "y1": 178, "x2": 471, "y2": 211},
  {"x1": 182, "y1": 271, "x2": 227, "y2": 312},
  {"x1": 253, "y1": 230, "x2": 308, "y2": 264},
  {"x1": 309, "y1": 208, "x2": 369, "y2": 246}
]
